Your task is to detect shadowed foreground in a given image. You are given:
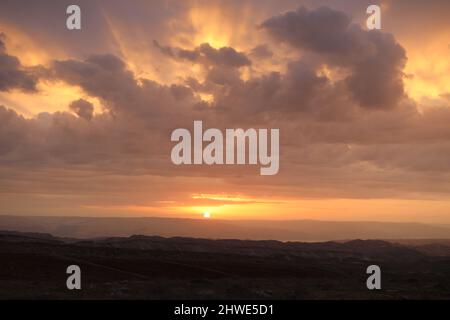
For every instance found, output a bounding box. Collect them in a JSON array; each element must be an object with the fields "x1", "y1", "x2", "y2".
[{"x1": 1, "y1": 230, "x2": 450, "y2": 299}]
